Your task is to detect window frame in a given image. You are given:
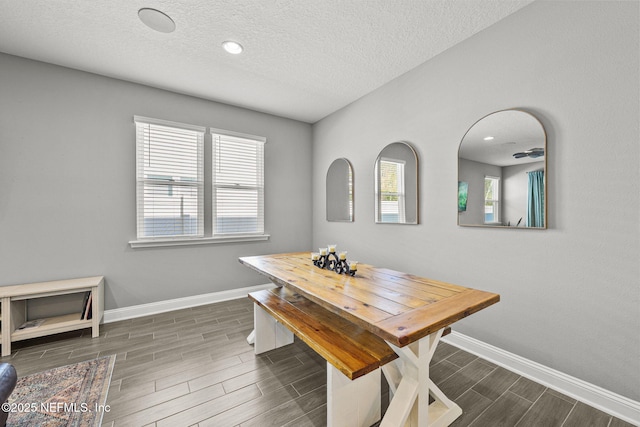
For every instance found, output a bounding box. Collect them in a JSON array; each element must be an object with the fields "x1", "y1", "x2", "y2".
[
  {"x1": 133, "y1": 116, "x2": 205, "y2": 241},
  {"x1": 484, "y1": 175, "x2": 501, "y2": 225},
  {"x1": 377, "y1": 158, "x2": 406, "y2": 223},
  {"x1": 129, "y1": 119, "x2": 269, "y2": 248},
  {"x1": 211, "y1": 127, "x2": 266, "y2": 238}
]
